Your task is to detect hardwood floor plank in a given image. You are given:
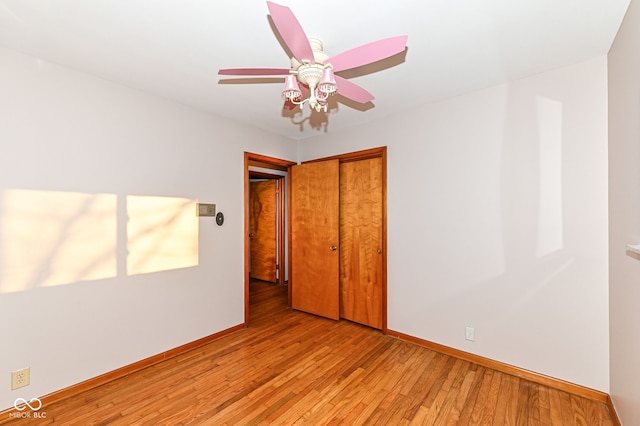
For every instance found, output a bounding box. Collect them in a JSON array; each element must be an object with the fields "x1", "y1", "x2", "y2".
[
  {"x1": 515, "y1": 379, "x2": 531, "y2": 425},
  {"x1": 528, "y1": 383, "x2": 542, "y2": 426},
  {"x1": 420, "y1": 358, "x2": 467, "y2": 423},
  {"x1": 537, "y1": 384, "x2": 552, "y2": 425},
  {"x1": 549, "y1": 388, "x2": 578, "y2": 425},
  {"x1": 459, "y1": 367, "x2": 497, "y2": 425},
  {"x1": 455, "y1": 366, "x2": 487, "y2": 424},
  {"x1": 435, "y1": 362, "x2": 480, "y2": 425},
  {"x1": 493, "y1": 373, "x2": 521, "y2": 425},
  {"x1": 401, "y1": 353, "x2": 453, "y2": 421},
  {"x1": 0, "y1": 280, "x2": 615, "y2": 425},
  {"x1": 443, "y1": 364, "x2": 480, "y2": 425},
  {"x1": 570, "y1": 394, "x2": 589, "y2": 425}
]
